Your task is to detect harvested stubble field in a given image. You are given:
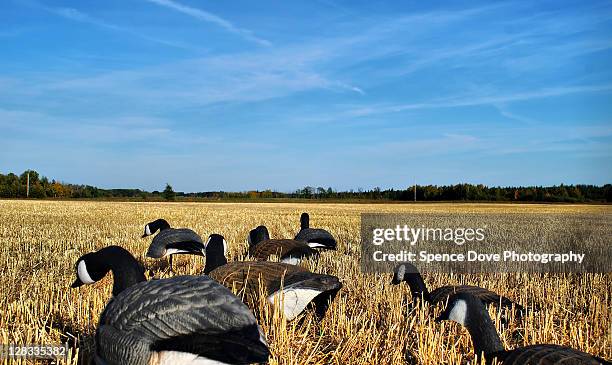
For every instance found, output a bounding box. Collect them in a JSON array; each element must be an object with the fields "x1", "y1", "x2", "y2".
[{"x1": 0, "y1": 200, "x2": 610, "y2": 364}]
